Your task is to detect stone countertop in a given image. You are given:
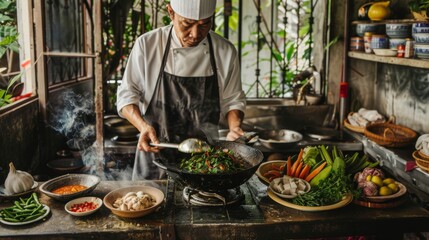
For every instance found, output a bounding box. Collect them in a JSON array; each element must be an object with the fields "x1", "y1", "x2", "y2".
[{"x1": 1, "y1": 180, "x2": 429, "y2": 240}]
